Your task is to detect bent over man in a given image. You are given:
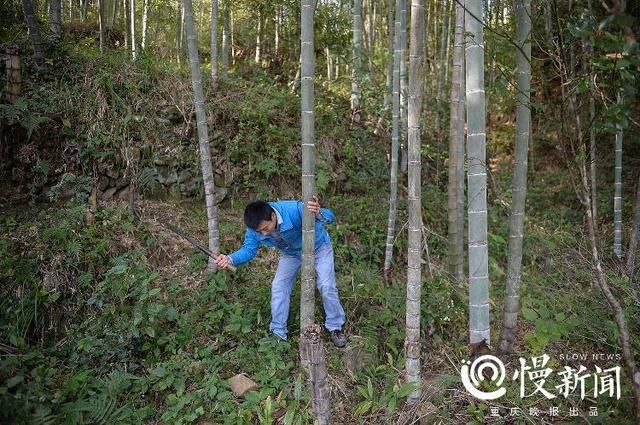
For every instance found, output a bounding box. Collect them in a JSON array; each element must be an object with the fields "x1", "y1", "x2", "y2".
[{"x1": 214, "y1": 198, "x2": 347, "y2": 347}]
